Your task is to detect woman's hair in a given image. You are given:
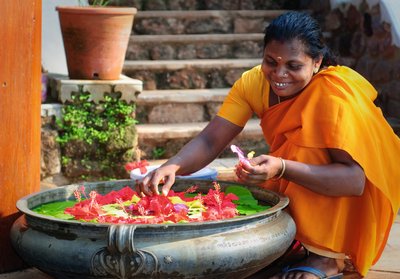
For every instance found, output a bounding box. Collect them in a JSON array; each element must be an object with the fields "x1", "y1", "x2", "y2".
[{"x1": 264, "y1": 11, "x2": 337, "y2": 67}]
